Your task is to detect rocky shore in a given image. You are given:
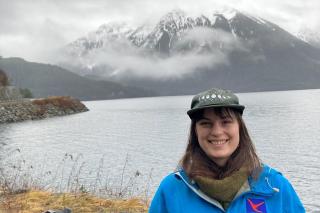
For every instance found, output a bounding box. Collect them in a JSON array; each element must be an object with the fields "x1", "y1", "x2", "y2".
[{"x1": 0, "y1": 96, "x2": 88, "y2": 123}]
